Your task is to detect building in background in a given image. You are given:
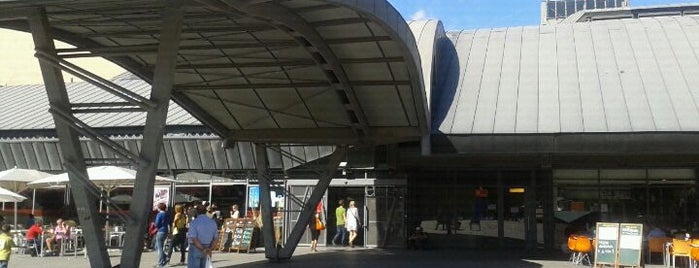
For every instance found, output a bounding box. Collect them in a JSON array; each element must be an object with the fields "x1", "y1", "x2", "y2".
[{"x1": 541, "y1": 0, "x2": 630, "y2": 24}]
